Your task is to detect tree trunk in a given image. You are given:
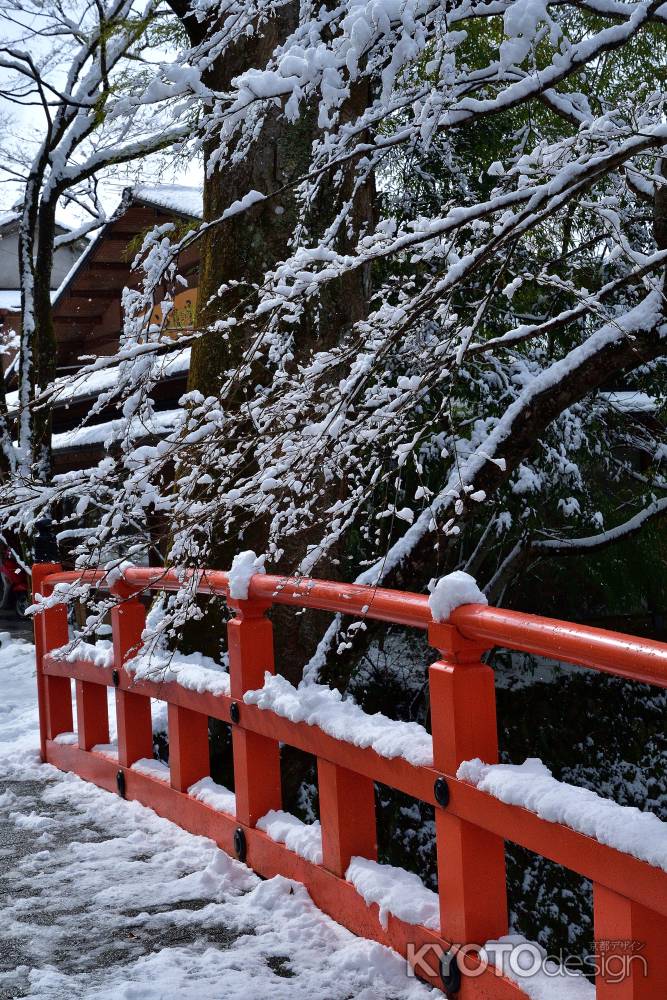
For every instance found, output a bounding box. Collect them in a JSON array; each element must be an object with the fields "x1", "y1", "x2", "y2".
[
  {"x1": 31, "y1": 201, "x2": 58, "y2": 481},
  {"x1": 18, "y1": 194, "x2": 57, "y2": 486},
  {"x1": 174, "y1": 2, "x2": 374, "y2": 679}
]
